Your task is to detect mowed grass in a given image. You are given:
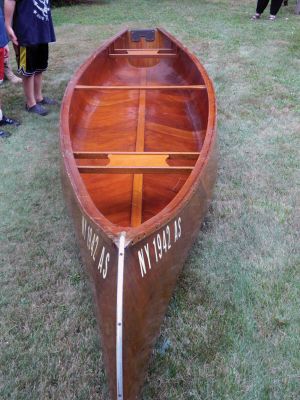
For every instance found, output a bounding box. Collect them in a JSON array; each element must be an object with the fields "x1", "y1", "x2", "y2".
[{"x1": 0, "y1": 1, "x2": 299, "y2": 399}]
